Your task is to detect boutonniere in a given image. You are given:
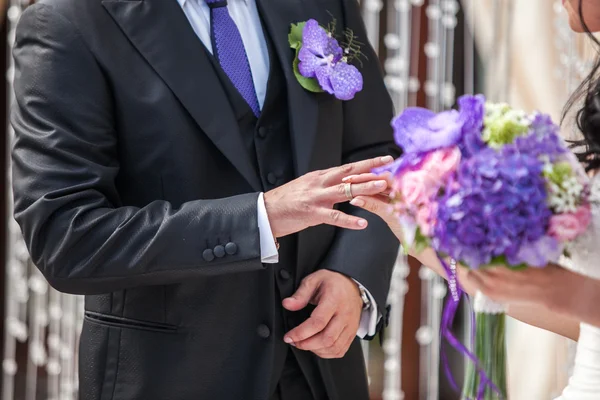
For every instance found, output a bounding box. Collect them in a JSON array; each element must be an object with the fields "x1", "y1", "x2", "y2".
[{"x1": 288, "y1": 18, "x2": 364, "y2": 101}]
